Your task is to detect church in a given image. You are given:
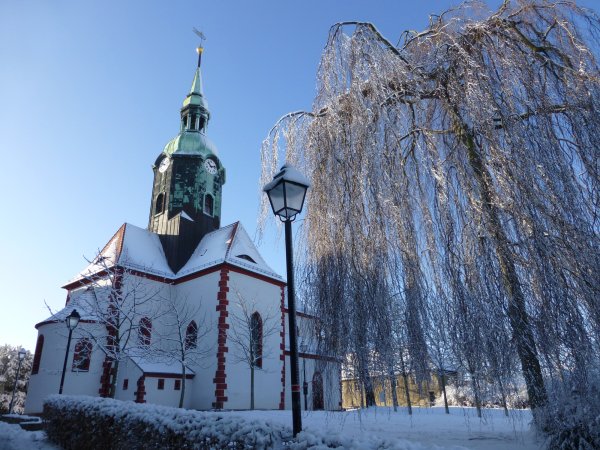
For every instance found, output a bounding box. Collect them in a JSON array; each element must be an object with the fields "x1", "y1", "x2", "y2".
[{"x1": 24, "y1": 47, "x2": 341, "y2": 414}]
